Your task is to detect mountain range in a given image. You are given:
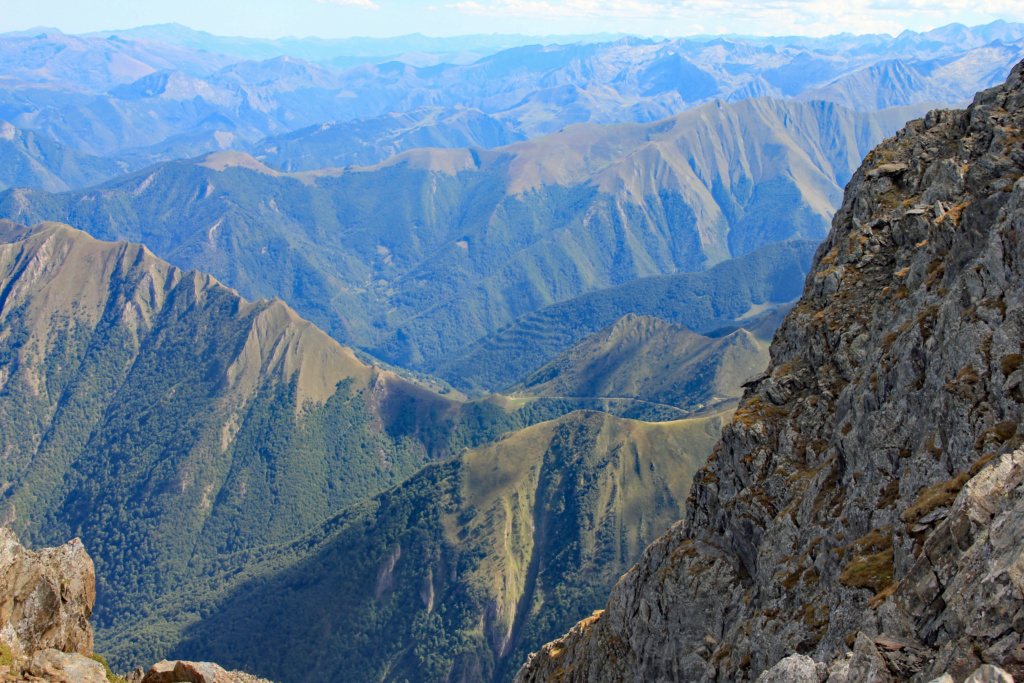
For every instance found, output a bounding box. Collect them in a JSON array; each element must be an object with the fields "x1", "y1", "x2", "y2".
[
  {"x1": 131, "y1": 409, "x2": 729, "y2": 682},
  {"x1": 430, "y1": 242, "x2": 809, "y2": 393},
  {"x1": 0, "y1": 121, "x2": 125, "y2": 192},
  {"x1": 0, "y1": 221, "x2": 739, "y2": 680},
  {"x1": 0, "y1": 24, "x2": 1020, "y2": 162},
  {"x1": 3, "y1": 18, "x2": 1024, "y2": 683},
  {"x1": 80, "y1": 25, "x2": 629, "y2": 65},
  {"x1": 0, "y1": 96, "x2": 915, "y2": 378},
  {"x1": 249, "y1": 107, "x2": 525, "y2": 172},
  {"x1": 0, "y1": 221, "x2": 586, "y2": 658}
]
